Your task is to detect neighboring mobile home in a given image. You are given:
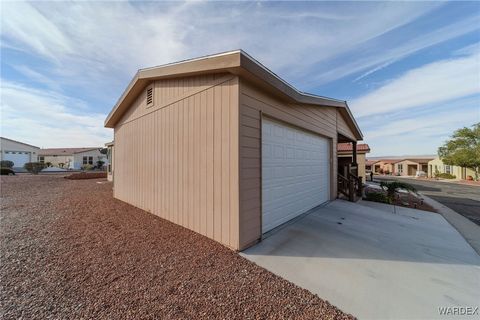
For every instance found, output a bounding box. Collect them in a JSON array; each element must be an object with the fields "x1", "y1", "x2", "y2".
[
  {"x1": 0, "y1": 137, "x2": 39, "y2": 169},
  {"x1": 373, "y1": 160, "x2": 396, "y2": 174},
  {"x1": 393, "y1": 158, "x2": 433, "y2": 176},
  {"x1": 337, "y1": 143, "x2": 370, "y2": 182},
  {"x1": 428, "y1": 157, "x2": 476, "y2": 180},
  {"x1": 39, "y1": 148, "x2": 107, "y2": 169},
  {"x1": 105, "y1": 141, "x2": 114, "y2": 182},
  {"x1": 104, "y1": 50, "x2": 363, "y2": 250}
]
